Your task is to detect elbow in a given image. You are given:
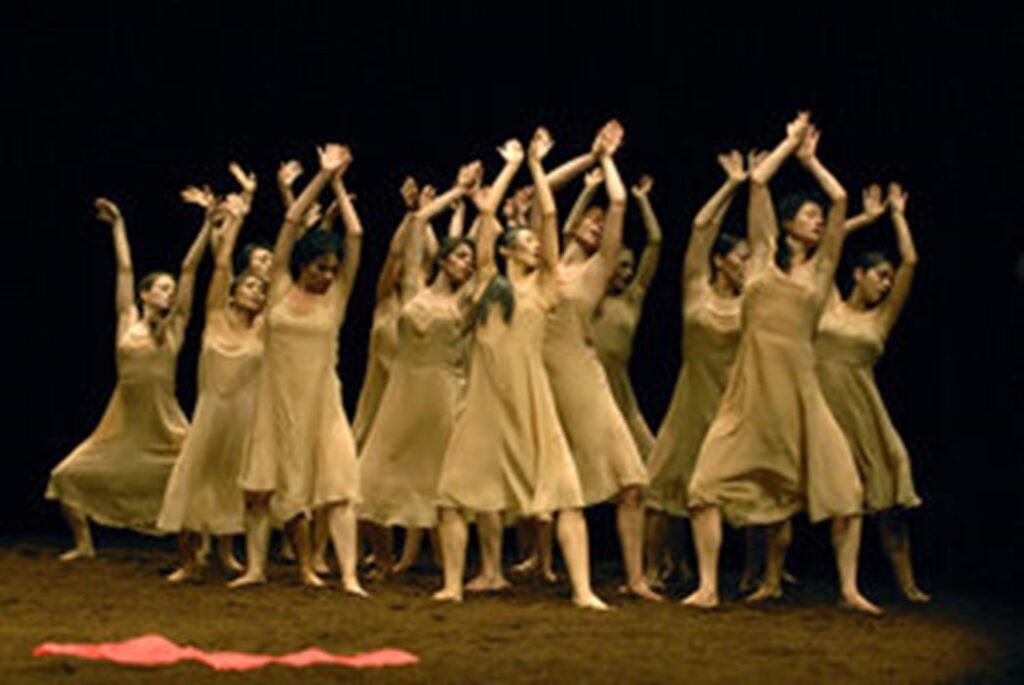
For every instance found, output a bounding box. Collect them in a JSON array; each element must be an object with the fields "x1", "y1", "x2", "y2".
[{"x1": 831, "y1": 189, "x2": 848, "y2": 205}]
